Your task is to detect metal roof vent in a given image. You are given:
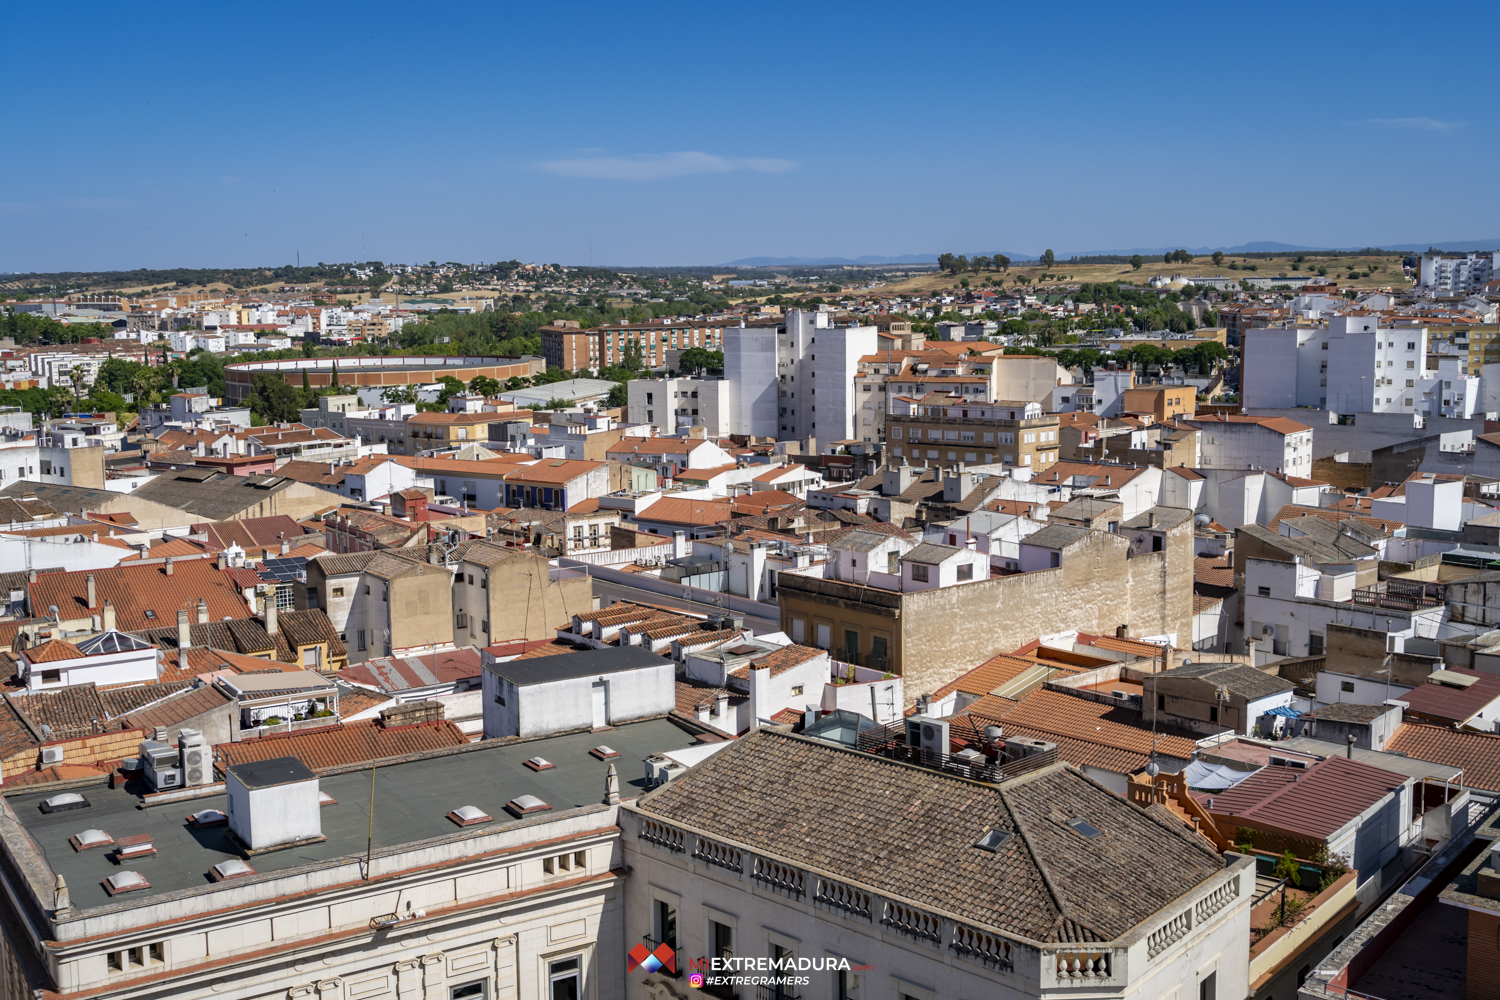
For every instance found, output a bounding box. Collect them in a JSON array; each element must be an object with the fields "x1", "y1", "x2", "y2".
[
  {"x1": 41, "y1": 793, "x2": 89, "y2": 814},
  {"x1": 446, "y1": 805, "x2": 492, "y2": 827},
  {"x1": 1066, "y1": 818, "x2": 1103, "y2": 838},
  {"x1": 973, "y1": 829, "x2": 1014, "y2": 853}
]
